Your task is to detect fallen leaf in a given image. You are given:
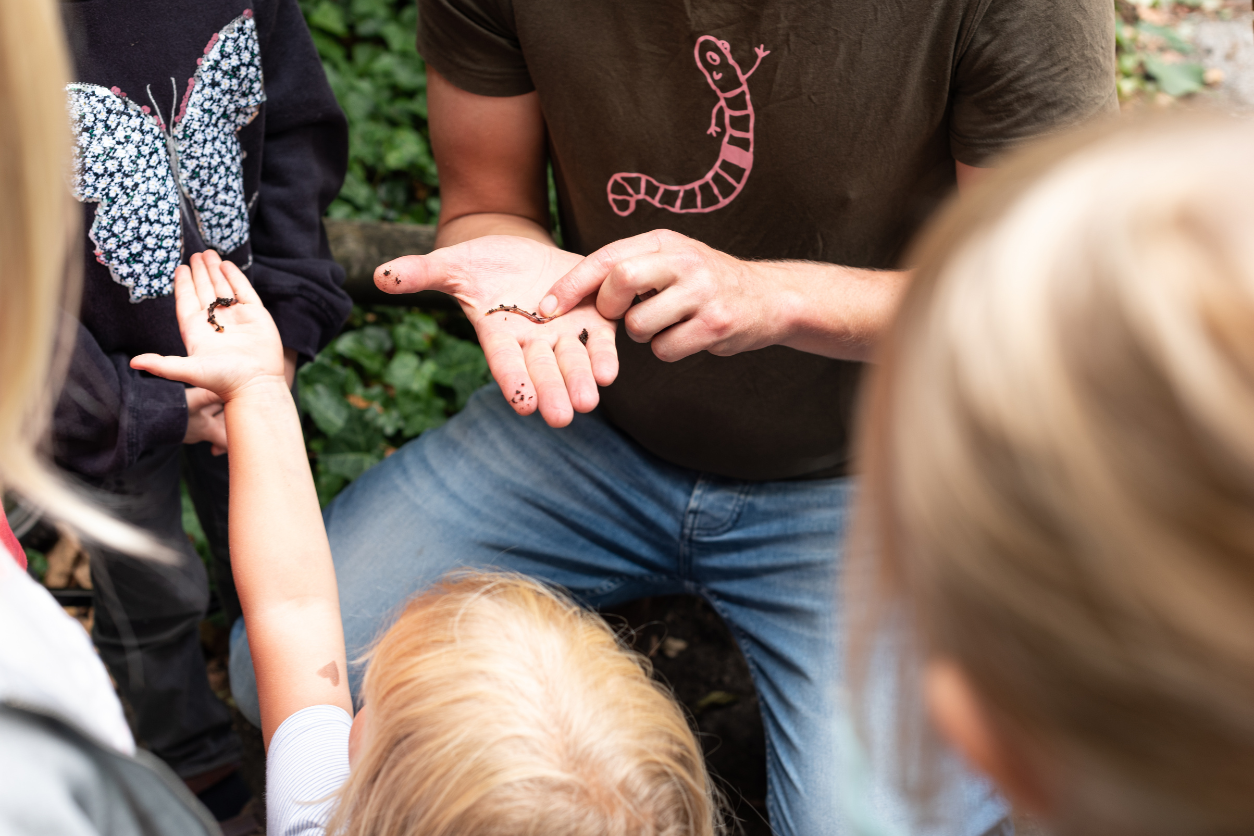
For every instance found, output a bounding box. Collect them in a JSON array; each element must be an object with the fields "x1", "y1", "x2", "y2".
[
  {"x1": 695, "y1": 690, "x2": 739, "y2": 713},
  {"x1": 662, "y1": 637, "x2": 689, "y2": 658}
]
